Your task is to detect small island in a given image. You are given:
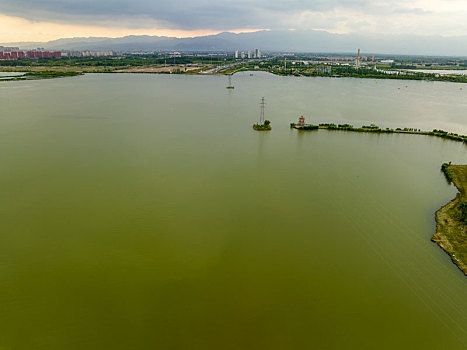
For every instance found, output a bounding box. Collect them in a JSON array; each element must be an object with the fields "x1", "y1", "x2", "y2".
[
  {"x1": 253, "y1": 119, "x2": 271, "y2": 131},
  {"x1": 253, "y1": 97, "x2": 271, "y2": 131},
  {"x1": 432, "y1": 164, "x2": 467, "y2": 275}
]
